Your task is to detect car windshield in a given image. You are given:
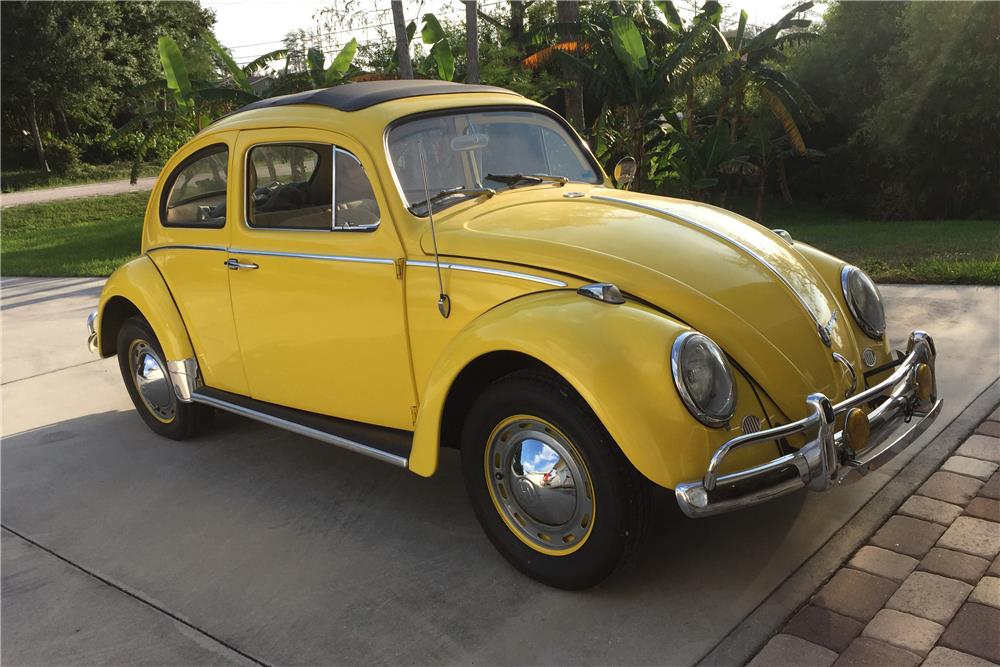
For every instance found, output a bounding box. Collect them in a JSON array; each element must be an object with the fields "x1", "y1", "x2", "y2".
[{"x1": 387, "y1": 109, "x2": 602, "y2": 215}]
